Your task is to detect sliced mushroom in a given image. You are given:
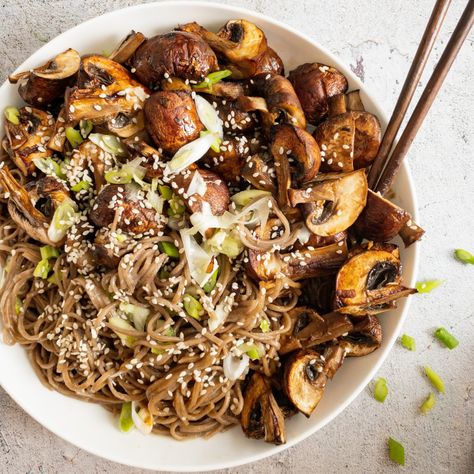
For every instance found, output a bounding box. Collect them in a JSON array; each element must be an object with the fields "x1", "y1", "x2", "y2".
[
  {"x1": 334, "y1": 242, "x2": 417, "y2": 316},
  {"x1": 196, "y1": 81, "x2": 249, "y2": 100},
  {"x1": 0, "y1": 167, "x2": 70, "y2": 246},
  {"x1": 294, "y1": 230, "x2": 347, "y2": 251},
  {"x1": 398, "y1": 218, "x2": 425, "y2": 247},
  {"x1": 9, "y1": 49, "x2": 80, "y2": 107},
  {"x1": 160, "y1": 76, "x2": 192, "y2": 92},
  {"x1": 109, "y1": 31, "x2": 146, "y2": 64},
  {"x1": 314, "y1": 111, "x2": 381, "y2": 171},
  {"x1": 123, "y1": 138, "x2": 164, "y2": 178},
  {"x1": 339, "y1": 315, "x2": 382, "y2": 357},
  {"x1": 212, "y1": 98, "x2": 258, "y2": 133},
  {"x1": 4, "y1": 107, "x2": 55, "y2": 175},
  {"x1": 241, "y1": 154, "x2": 276, "y2": 193},
  {"x1": 144, "y1": 90, "x2": 203, "y2": 154},
  {"x1": 105, "y1": 110, "x2": 145, "y2": 138},
  {"x1": 279, "y1": 307, "x2": 321, "y2": 355},
  {"x1": 172, "y1": 167, "x2": 230, "y2": 215},
  {"x1": 66, "y1": 55, "x2": 149, "y2": 123},
  {"x1": 47, "y1": 107, "x2": 71, "y2": 153},
  {"x1": 130, "y1": 31, "x2": 218, "y2": 87},
  {"x1": 93, "y1": 227, "x2": 132, "y2": 268},
  {"x1": 246, "y1": 240, "x2": 348, "y2": 282},
  {"x1": 254, "y1": 47, "x2": 284, "y2": 76},
  {"x1": 288, "y1": 62, "x2": 348, "y2": 124},
  {"x1": 354, "y1": 189, "x2": 410, "y2": 242},
  {"x1": 300, "y1": 276, "x2": 337, "y2": 315},
  {"x1": 89, "y1": 184, "x2": 162, "y2": 234},
  {"x1": 241, "y1": 372, "x2": 286, "y2": 444},
  {"x1": 289, "y1": 170, "x2": 368, "y2": 236},
  {"x1": 283, "y1": 346, "x2": 345, "y2": 417}
]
